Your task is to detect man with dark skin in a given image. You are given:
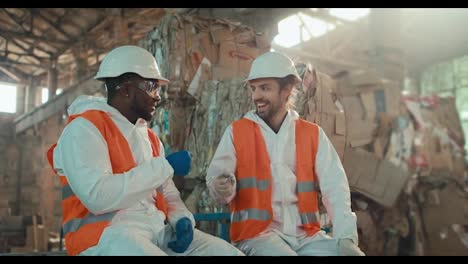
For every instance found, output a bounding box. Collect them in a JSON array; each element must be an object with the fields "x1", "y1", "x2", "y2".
[{"x1": 47, "y1": 45, "x2": 244, "y2": 256}]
